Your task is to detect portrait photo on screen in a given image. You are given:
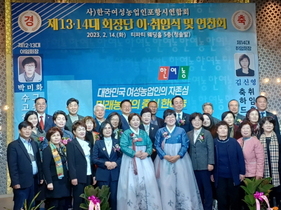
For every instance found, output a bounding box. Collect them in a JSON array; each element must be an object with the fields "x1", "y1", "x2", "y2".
[
  {"x1": 18, "y1": 56, "x2": 42, "y2": 83},
  {"x1": 234, "y1": 53, "x2": 255, "y2": 77}
]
